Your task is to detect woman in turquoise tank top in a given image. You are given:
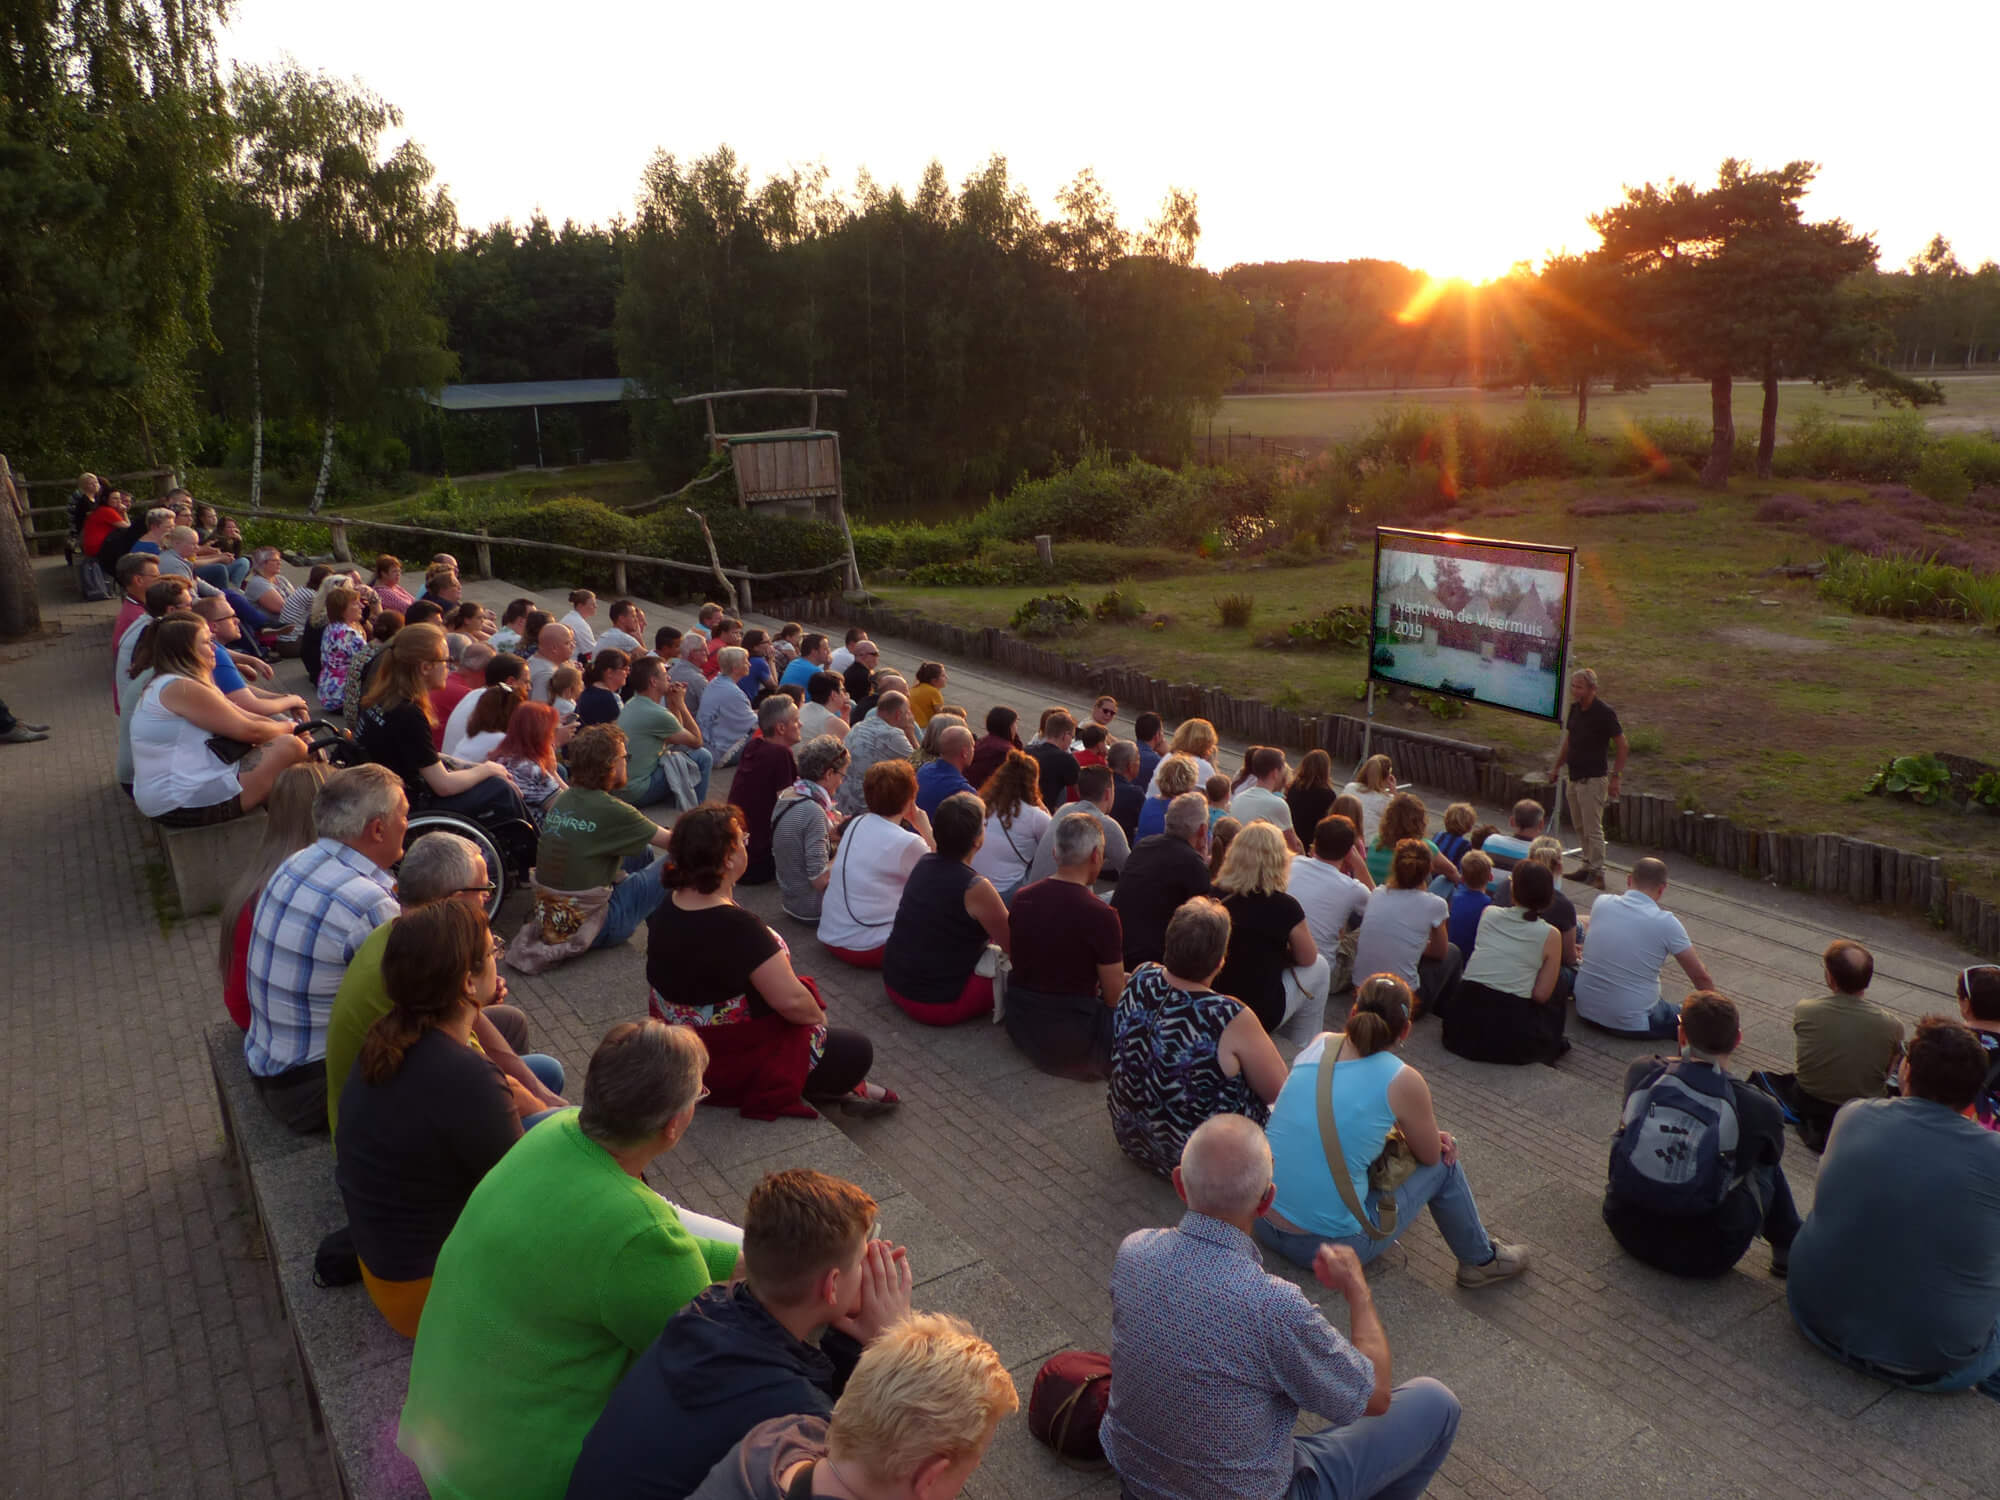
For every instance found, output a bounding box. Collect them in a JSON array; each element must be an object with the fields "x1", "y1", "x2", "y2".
[{"x1": 1257, "y1": 975, "x2": 1531, "y2": 1288}]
